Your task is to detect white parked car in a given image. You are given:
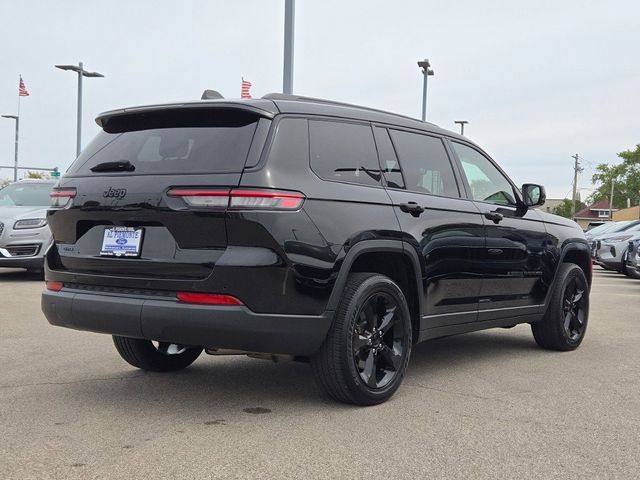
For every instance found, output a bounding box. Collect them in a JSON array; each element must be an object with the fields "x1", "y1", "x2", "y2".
[{"x1": 0, "y1": 180, "x2": 56, "y2": 273}]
